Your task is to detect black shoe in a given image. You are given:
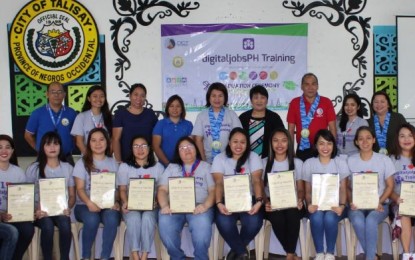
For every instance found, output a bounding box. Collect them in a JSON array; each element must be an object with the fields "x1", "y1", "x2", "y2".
[
  {"x1": 235, "y1": 253, "x2": 249, "y2": 260},
  {"x1": 226, "y1": 250, "x2": 237, "y2": 260}
]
